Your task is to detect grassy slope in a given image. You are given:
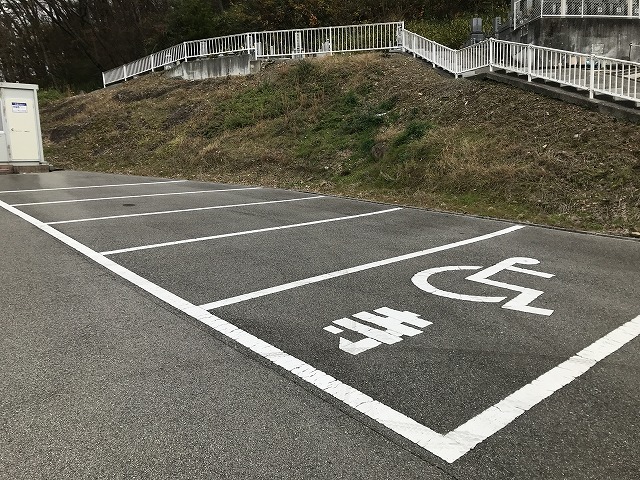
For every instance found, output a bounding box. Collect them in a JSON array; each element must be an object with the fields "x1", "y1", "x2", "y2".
[{"x1": 40, "y1": 53, "x2": 640, "y2": 235}]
